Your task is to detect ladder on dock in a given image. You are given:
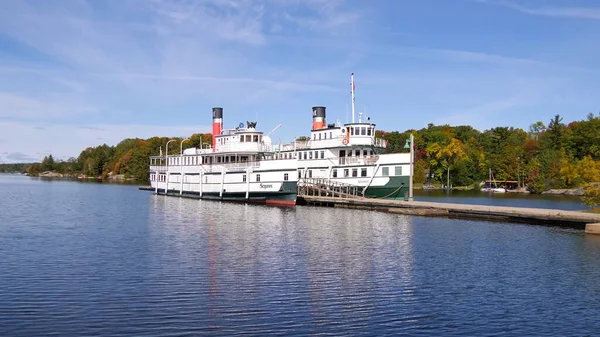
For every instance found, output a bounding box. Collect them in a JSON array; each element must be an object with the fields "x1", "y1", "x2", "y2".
[{"x1": 297, "y1": 178, "x2": 361, "y2": 198}]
